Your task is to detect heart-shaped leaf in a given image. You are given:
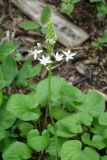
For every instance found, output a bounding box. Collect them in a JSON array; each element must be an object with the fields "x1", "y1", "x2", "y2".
[
  {"x1": 60, "y1": 140, "x2": 100, "y2": 160},
  {"x1": 27, "y1": 129, "x2": 50, "y2": 152},
  {"x1": 6, "y1": 93, "x2": 40, "y2": 121},
  {"x1": 0, "y1": 56, "x2": 18, "y2": 89},
  {"x1": 2, "y1": 141, "x2": 31, "y2": 160},
  {"x1": 78, "y1": 91, "x2": 105, "y2": 117},
  {"x1": 0, "y1": 42, "x2": 17, "y2": 62},
  {"x1": 0, "y1": 105, "x2": 16, "y2": 129}
]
